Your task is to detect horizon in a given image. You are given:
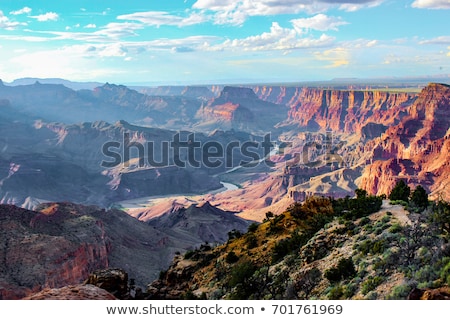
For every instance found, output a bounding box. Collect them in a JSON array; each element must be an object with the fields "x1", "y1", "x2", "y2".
[
  {"x1": 0, "y1": 1, "x2": 449, "y2": 84},
  {"x1": 2, "y1": 74, "x2": 450, "y2": 88}
]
